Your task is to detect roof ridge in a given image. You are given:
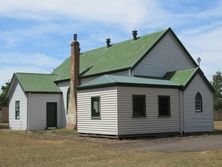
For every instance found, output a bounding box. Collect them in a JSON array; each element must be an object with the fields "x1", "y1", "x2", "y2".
[
  {"x1": 103, "y1": 74, "x2": 116, "y2": 82},
  {"x1": 81, "y1": 29, "x2": 167, "y2": 55},
  {"x1": 16, "y1": 72, "x2": 56, "y2": 76}
]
